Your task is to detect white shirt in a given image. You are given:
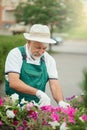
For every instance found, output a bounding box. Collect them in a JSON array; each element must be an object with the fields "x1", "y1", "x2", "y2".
[{"x1": 5, "y1": 44, "x2": 58, "y2": 81}]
